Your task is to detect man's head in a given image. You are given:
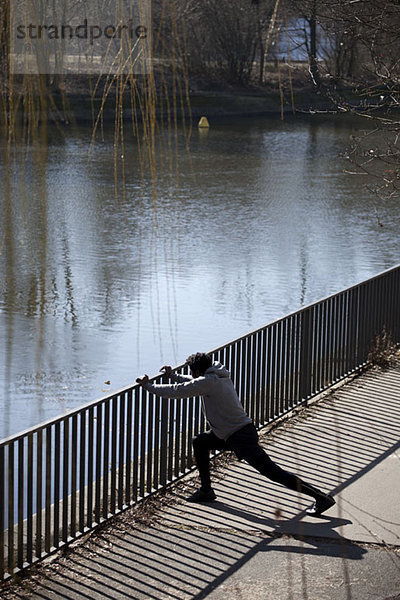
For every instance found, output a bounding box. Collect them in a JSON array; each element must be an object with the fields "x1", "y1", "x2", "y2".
[{"x1": 186, "y1": 352, "x2": 213, "y2": 377}]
